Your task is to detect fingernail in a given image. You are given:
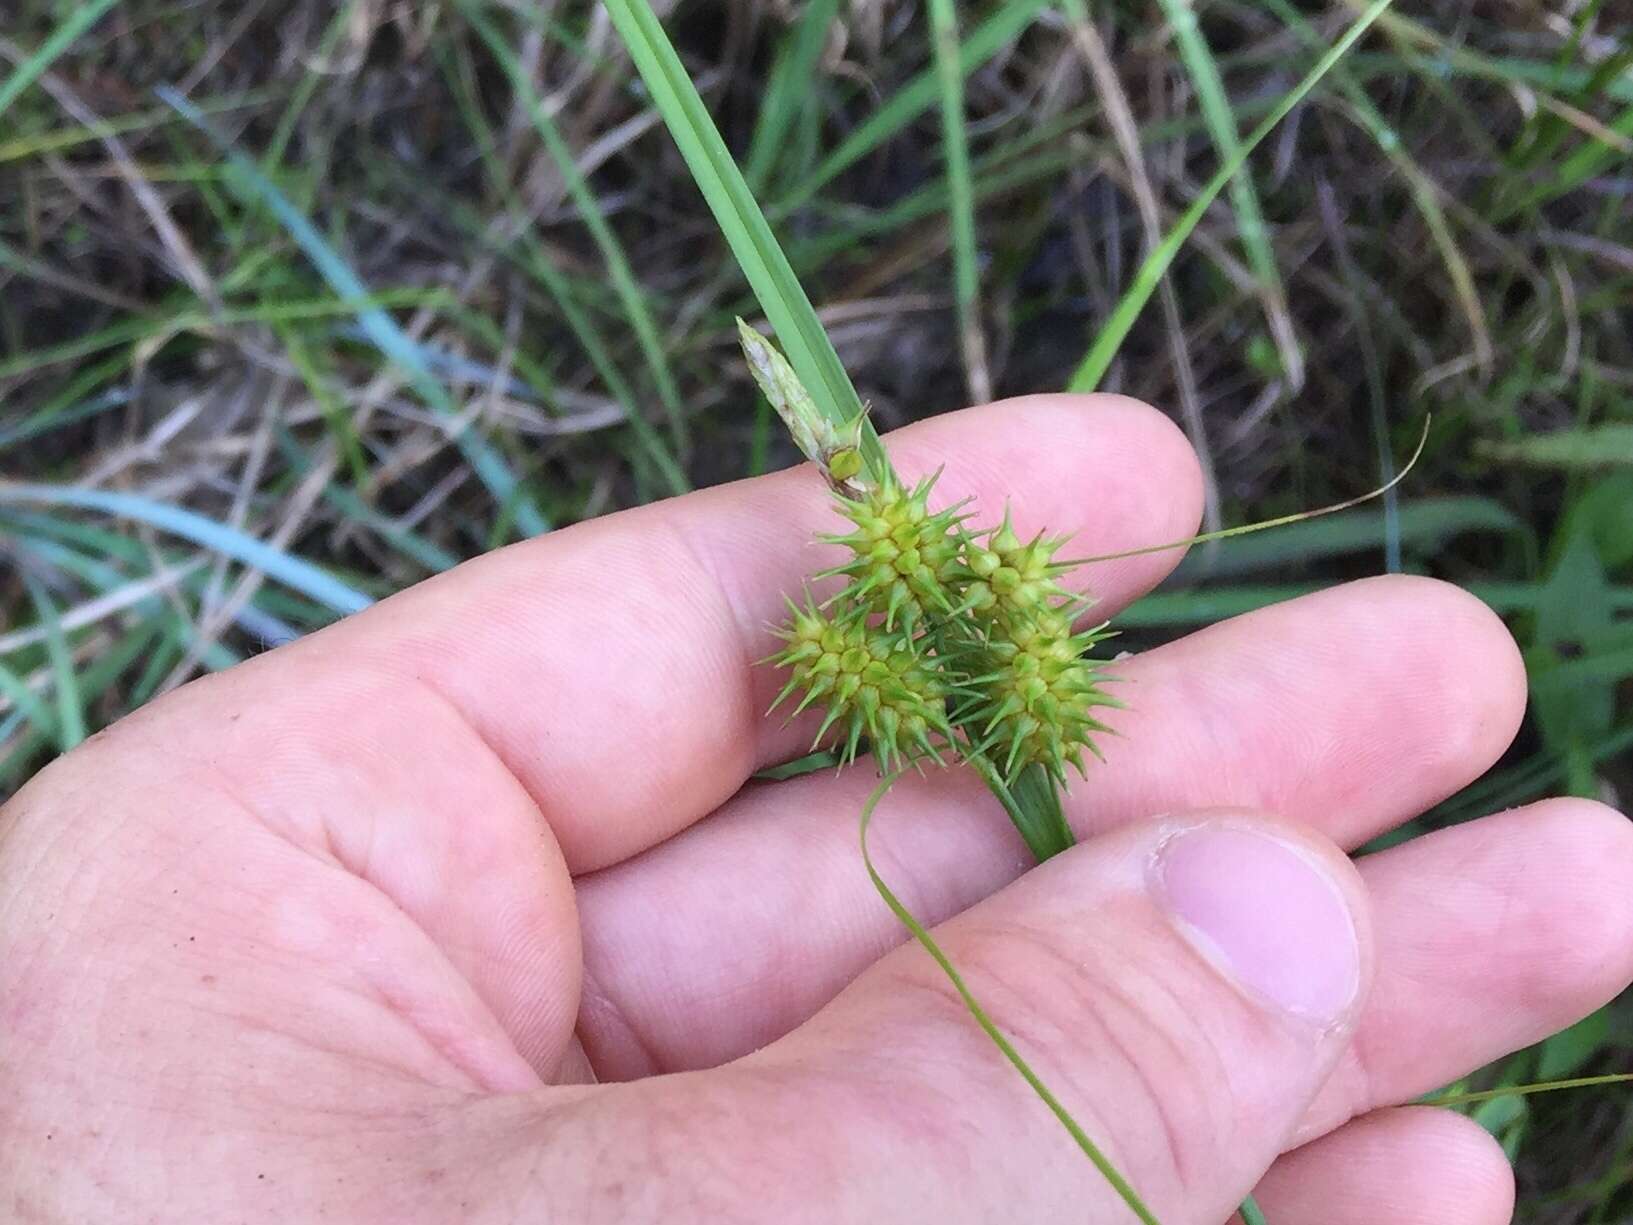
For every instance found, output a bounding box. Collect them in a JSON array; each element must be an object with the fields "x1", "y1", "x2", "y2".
[{"x1": 1154, "y1": 824, "x2": 1360, "y2": 1027}]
